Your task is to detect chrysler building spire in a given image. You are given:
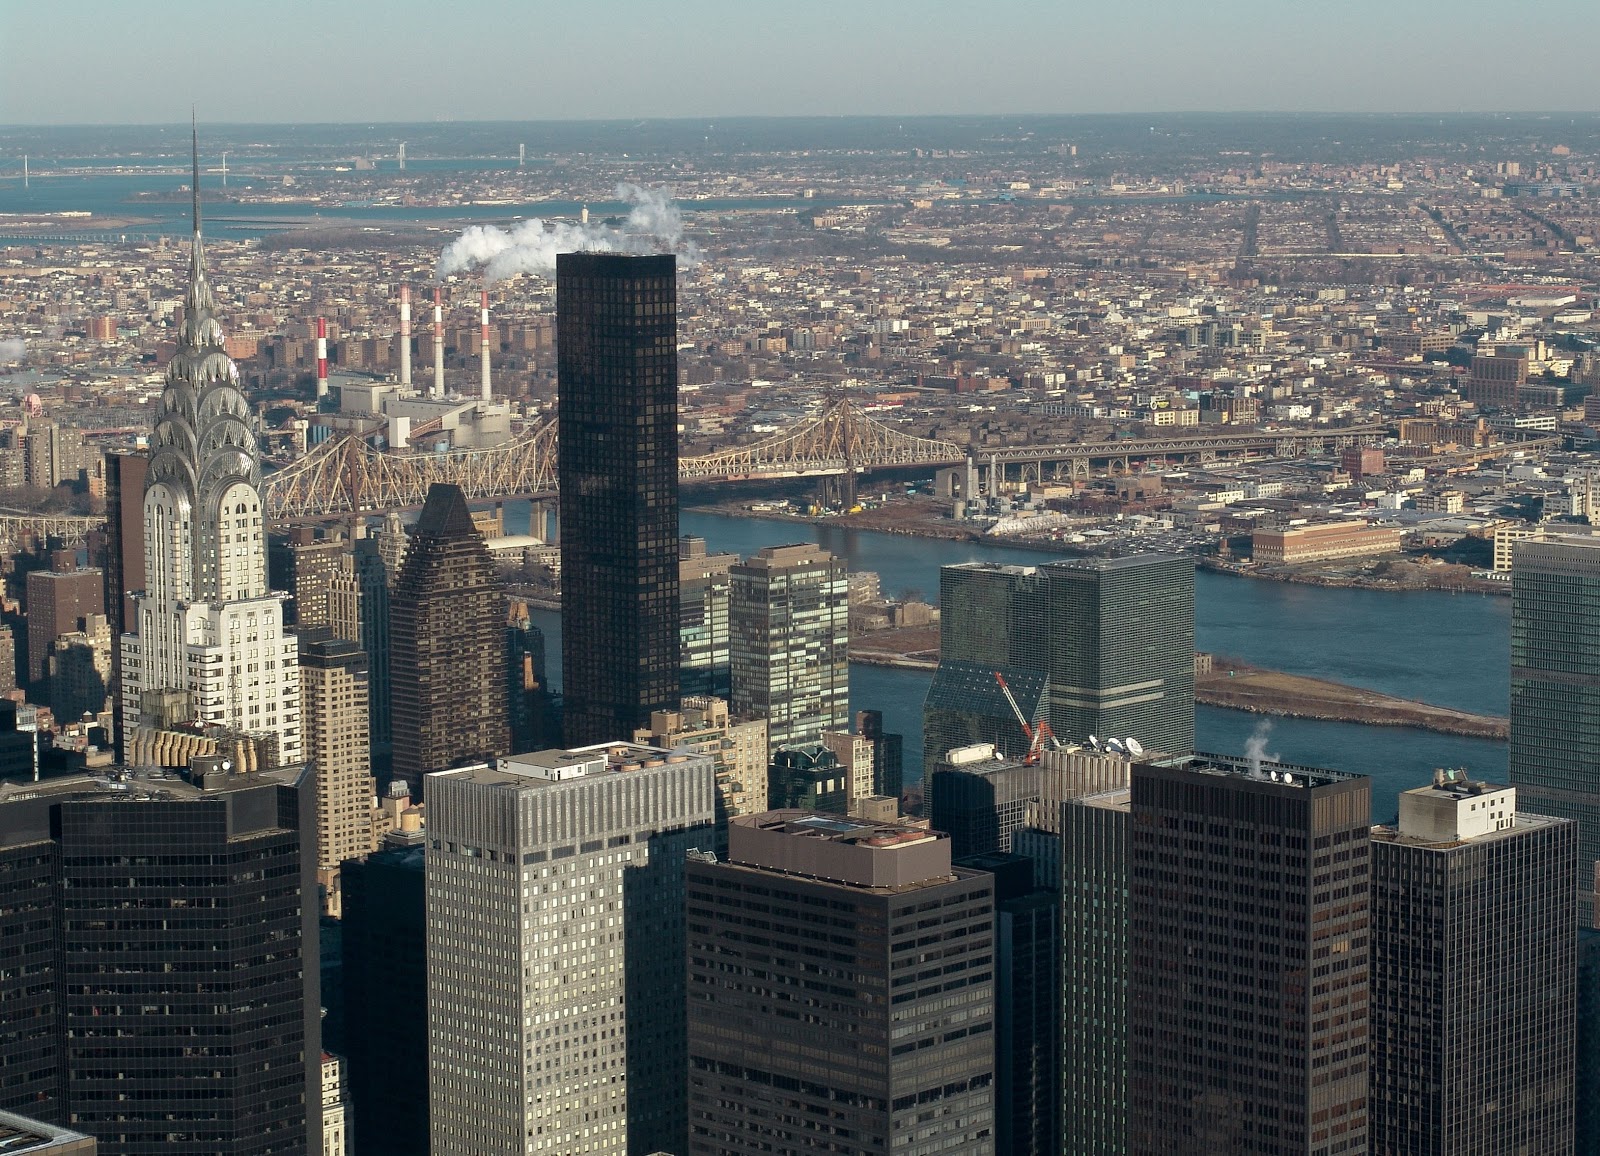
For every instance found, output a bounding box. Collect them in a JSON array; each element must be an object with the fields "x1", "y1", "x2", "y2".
[{"x1": 119, "y1": 121, "x2": 301, "y2": 765}]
